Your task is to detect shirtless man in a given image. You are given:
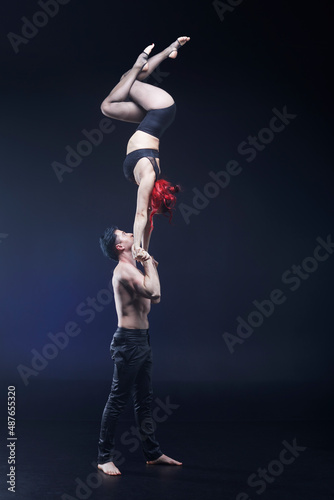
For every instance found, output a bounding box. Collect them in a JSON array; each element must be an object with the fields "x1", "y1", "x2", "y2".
[{"x1": 97, "y1": 226, "x2": 182, "y2": 475}]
